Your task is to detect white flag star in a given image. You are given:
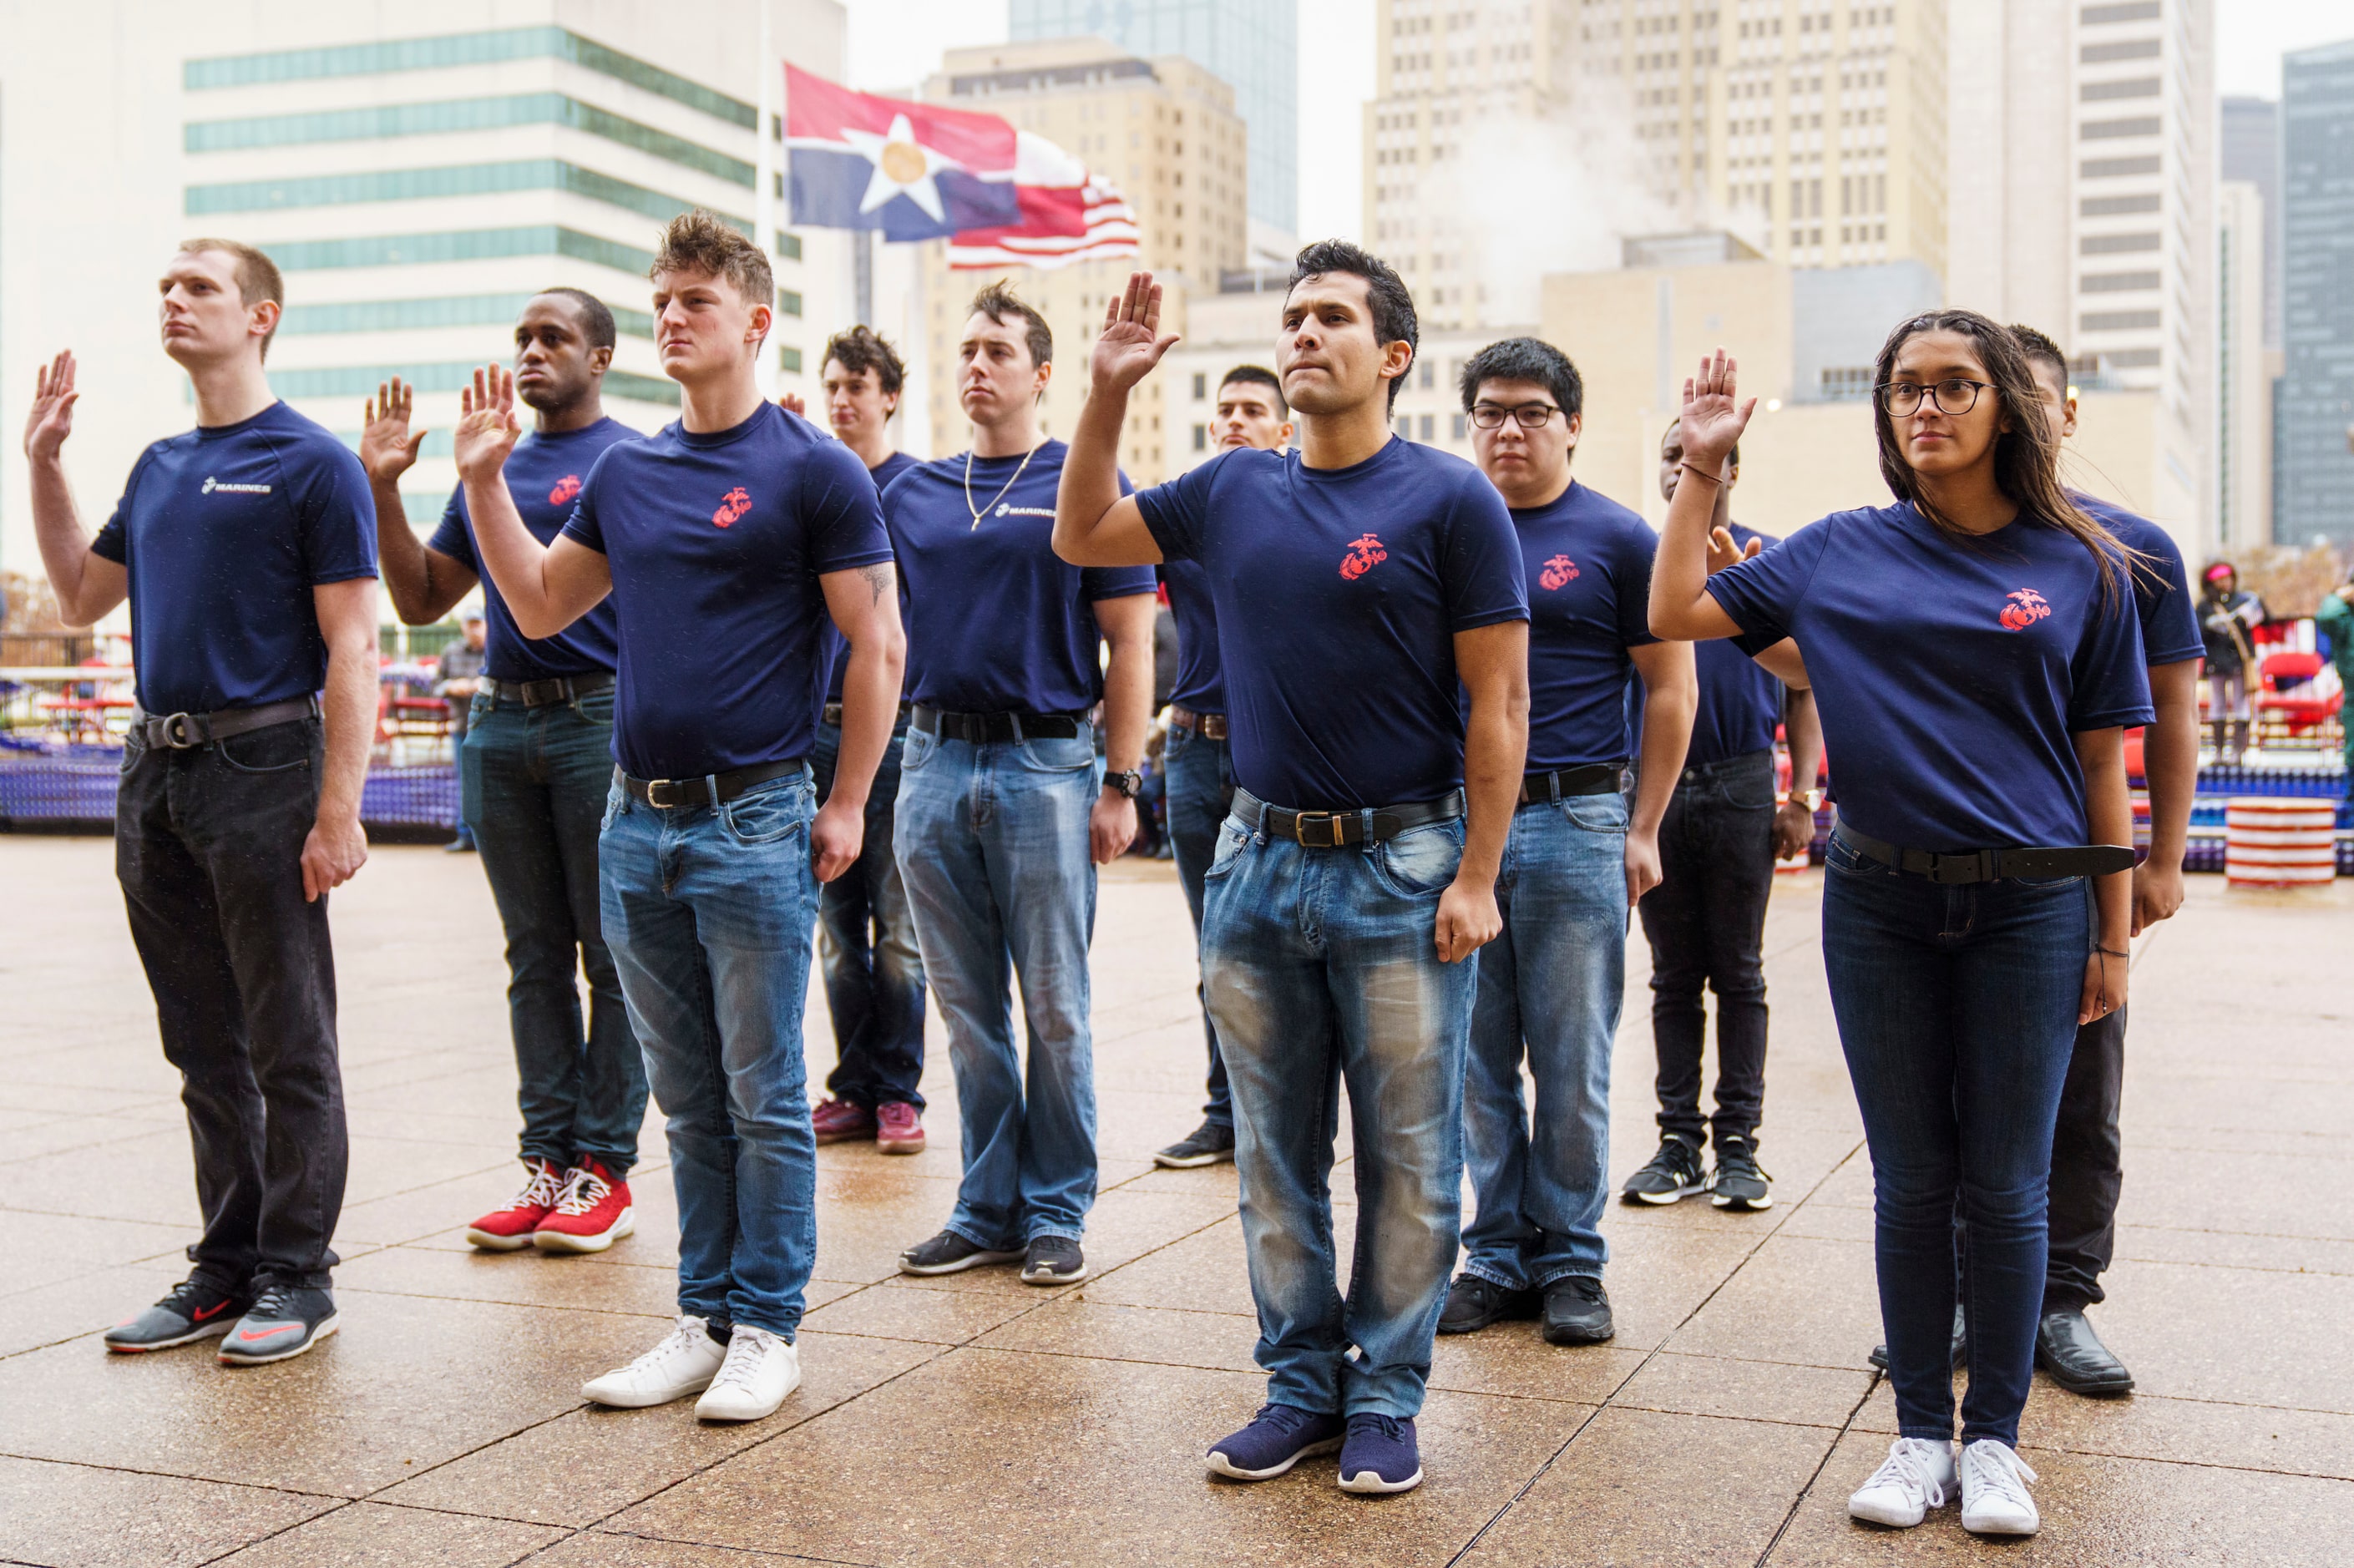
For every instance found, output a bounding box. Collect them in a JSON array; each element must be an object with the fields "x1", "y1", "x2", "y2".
[{"x1": 840, "y1": 113, "x2": 960, "y2": 222}]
